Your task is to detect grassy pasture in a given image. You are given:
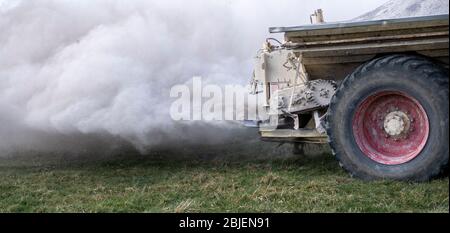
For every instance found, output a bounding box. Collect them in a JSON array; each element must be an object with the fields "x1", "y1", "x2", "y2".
[{"x1": 0, "y1": 145, "x2": 447, "y2": 213}]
